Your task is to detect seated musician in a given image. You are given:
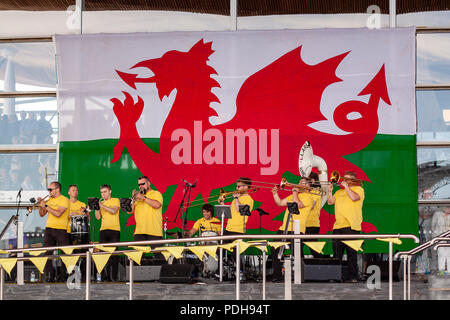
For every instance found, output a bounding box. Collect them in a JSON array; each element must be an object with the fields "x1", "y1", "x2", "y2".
[
  {"x1": 67, "y1": 184, "x2": 89, "y2": 244},
  {"x1": 184, "y1": 204, "x2": 221, "y2": 238},
  {"x1": 270, "y1": 177, "x2": 313, "y2": 282}
]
